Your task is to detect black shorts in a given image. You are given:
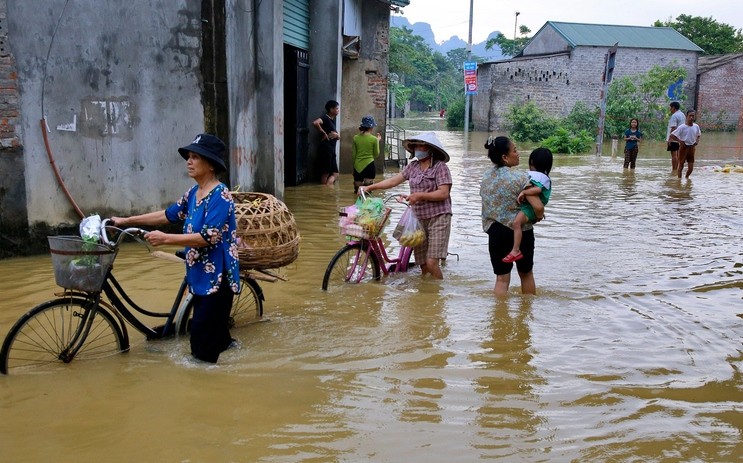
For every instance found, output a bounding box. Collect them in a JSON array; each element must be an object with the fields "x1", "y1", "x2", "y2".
[
  {"x1": 319, "y1": 145, "x2": 339, "y2": 174},
  {"x1": 666, "y1": 141, "x2": 680, "y2": 152},
  {"x1": 487, "y1": 221, "x2": 535, "y2": 275},
  {"x1": 353, "y1": 162, "x2": 376, "y2": 182}
]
